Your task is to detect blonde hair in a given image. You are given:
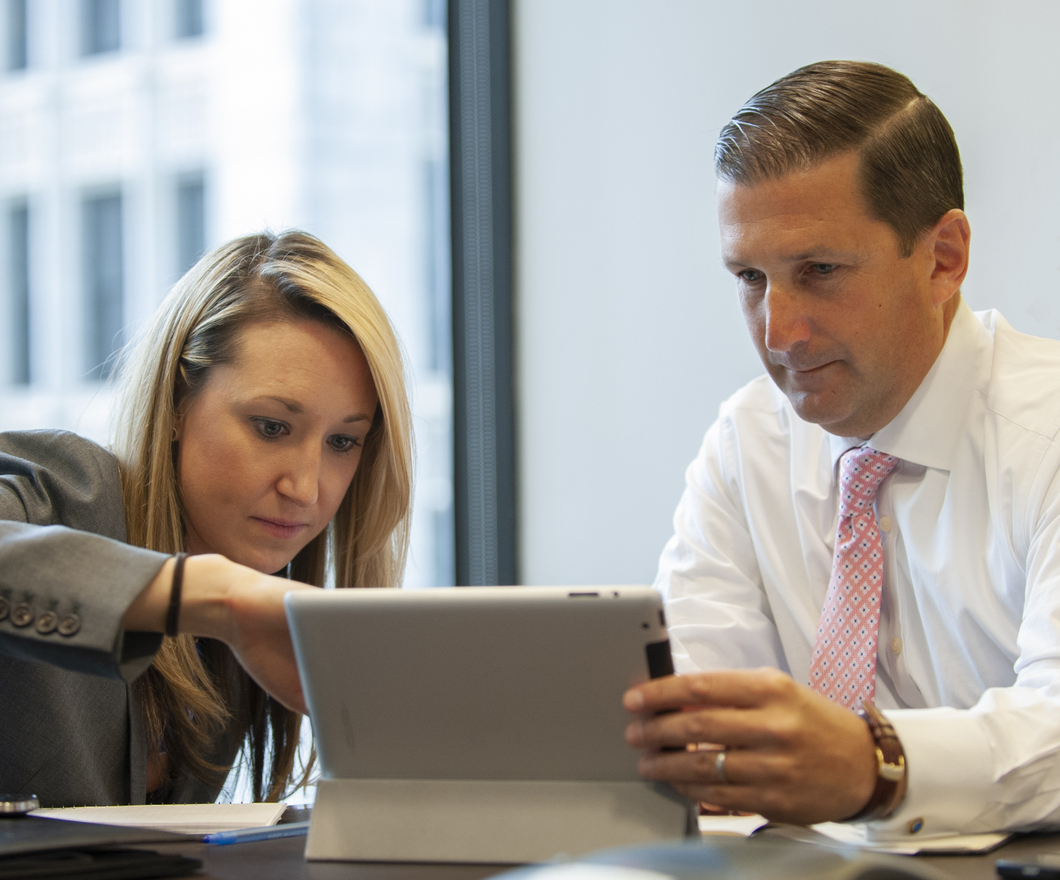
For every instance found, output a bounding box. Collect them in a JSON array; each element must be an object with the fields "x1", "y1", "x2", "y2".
[{"x1": 111, "y1": 230, "x2": 413, "y2": 800}]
